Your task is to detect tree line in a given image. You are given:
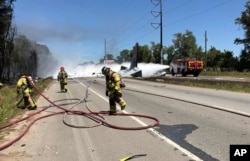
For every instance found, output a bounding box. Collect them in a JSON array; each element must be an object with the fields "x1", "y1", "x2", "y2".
[
  {"x1": 0, "y1": 0, "x2": 57, "y2": 84},
  {"x1": 101, "y1": 1, "x2": 250, "y2": 72},
  {"x1": 1, "y1": 0, "x2": 250, "y2": 84}
]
